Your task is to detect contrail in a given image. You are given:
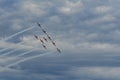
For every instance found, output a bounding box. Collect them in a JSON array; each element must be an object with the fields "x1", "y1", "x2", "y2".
[
  {"x1": 16, "y1": 48, "x2": 38, "y2": 57},
  {"x1": 0, "y1": 48, "x2": 9, "y2": 53},
  {"x1": 4, "y1": 26, "x2": 35, "y2": 41},
  {"x1": 6, "y1": 51, "x2": 54, "y2": 68},
  {"x1": 0, "y1": 26, "x2": 34, "y2": 53},
  {"x1": 0, "y1": 42, "x2": 24, "y2": 54},
  {"x1": 1, "y1": 48, "x2": 22, "y2": 56}
]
